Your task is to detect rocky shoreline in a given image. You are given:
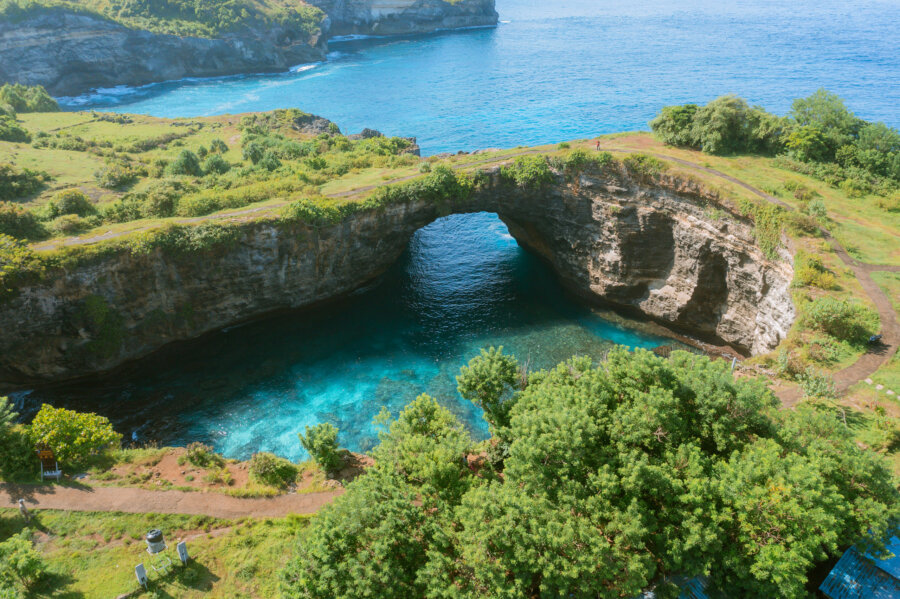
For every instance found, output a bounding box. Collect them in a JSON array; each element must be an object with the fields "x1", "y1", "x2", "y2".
[{"x1": 0, "y1": 0, "x2": 498, "y2": 97}]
